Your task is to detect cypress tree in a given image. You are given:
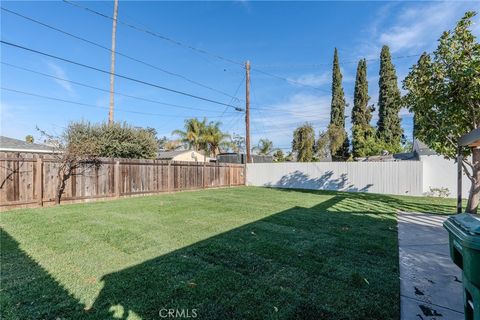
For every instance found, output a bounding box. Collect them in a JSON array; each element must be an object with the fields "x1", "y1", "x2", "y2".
[
  {"x1": 376, "y1": 45, "x2": 403, "y2": 153},
  {"x1": 351, "y1": 59, "x2": 377, "y2": 157},
  {"x1": 329, "y1": 48, "x2": 350, "y2": 160}
]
